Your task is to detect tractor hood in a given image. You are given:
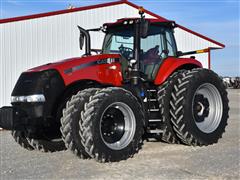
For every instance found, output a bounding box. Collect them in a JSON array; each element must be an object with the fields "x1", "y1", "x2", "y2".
[
  {"x1": 27, "y1": 54, "x2": 120, "y2": 73},
  {"x1": 25, "y1": 54, "x2": 122, "y2": 87}
]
